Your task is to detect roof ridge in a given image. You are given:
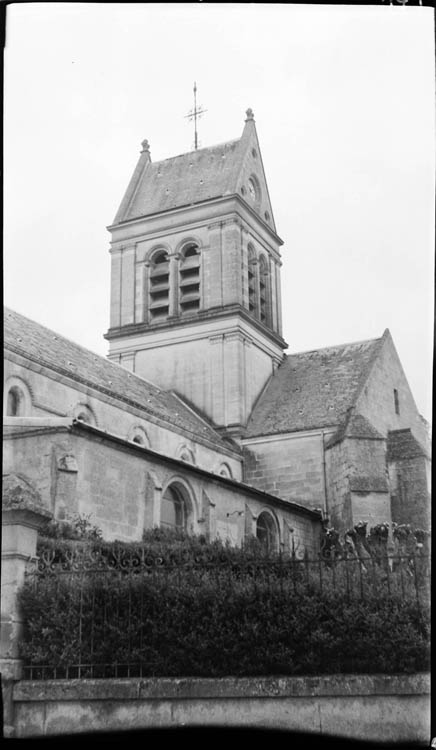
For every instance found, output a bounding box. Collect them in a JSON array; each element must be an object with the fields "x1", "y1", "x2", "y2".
[
  {"x1": 351, "y1": 332, "x2": 387, "y2": 409},
  {"x1": 288, "y1": 335, "x2": 383, "y2": 359},
  {"x1": 152, "y1": 138, "x2": 240, "y2": 165}
]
